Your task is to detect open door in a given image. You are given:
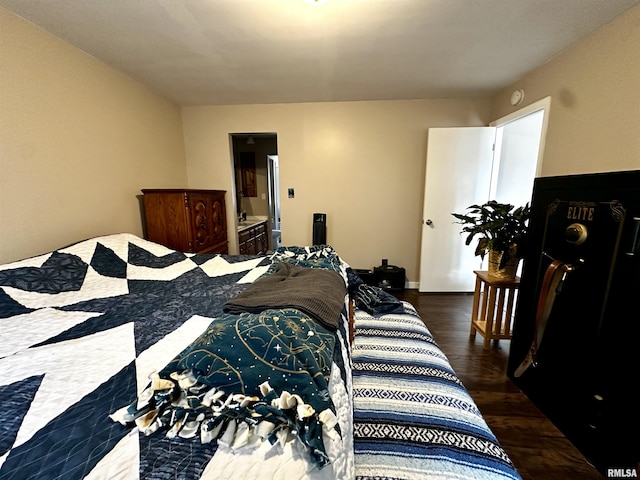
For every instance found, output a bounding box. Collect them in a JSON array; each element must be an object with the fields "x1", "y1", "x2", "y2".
[
  {"x1": 419, "y1": 127, "x2": 495, "y2": 292},
  {"x1": 419, "y1": 98, "x2": 550, "y2": 292},
  {"x1": 267, "y1": 155, "x2": 281, "y2": 250}
]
